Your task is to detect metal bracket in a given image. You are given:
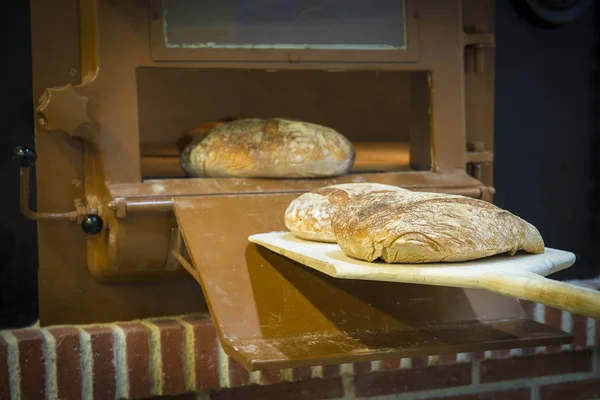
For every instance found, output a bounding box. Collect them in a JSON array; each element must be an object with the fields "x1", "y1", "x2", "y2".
[
  {"x1": 466, "y1": 141, "x2": 494, "y2": 181},
  {"x1": 168, "y1": 227, "x2": 195, "y2": 278}
]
